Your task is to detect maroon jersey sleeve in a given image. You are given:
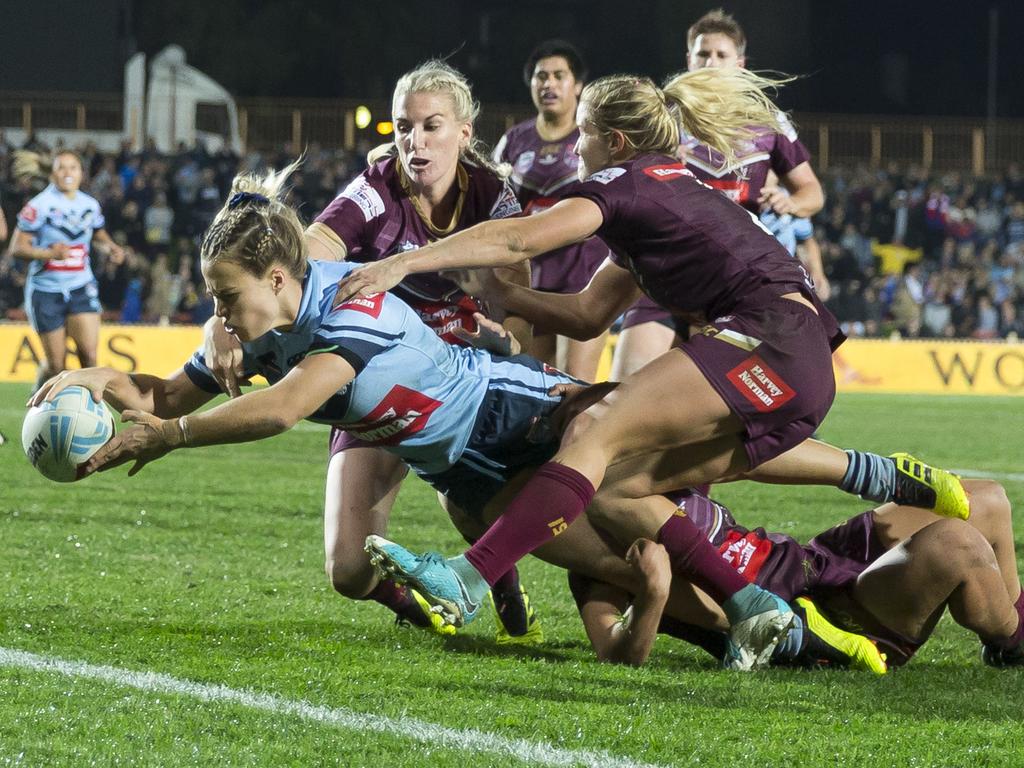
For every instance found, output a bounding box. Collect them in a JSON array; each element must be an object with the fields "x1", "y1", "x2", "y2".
[
  {"x1": 313, "y1": 163, "x2": 389, "y2": 256},
  {"x1": 768, "y1": 113, "x2": 811, "y2": 177},
  {"x1": 561, "y1": 166, "x2": 630, "y2": 266}
]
